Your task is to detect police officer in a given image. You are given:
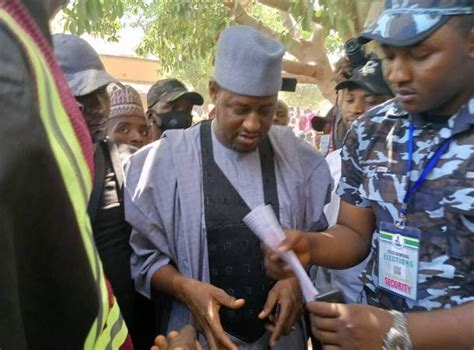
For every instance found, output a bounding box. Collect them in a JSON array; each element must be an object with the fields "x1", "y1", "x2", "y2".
[{"x1": 266, "y1": 1, "x2": 474, "y2": 348}]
